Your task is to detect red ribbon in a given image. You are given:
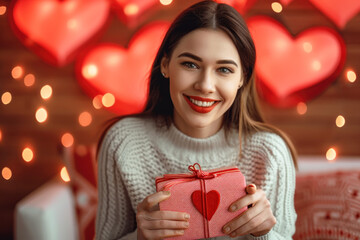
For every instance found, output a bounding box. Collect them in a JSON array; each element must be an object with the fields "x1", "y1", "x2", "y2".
[{"x1": 156, "y1": 163, "x2": 240, "y2": 191}]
